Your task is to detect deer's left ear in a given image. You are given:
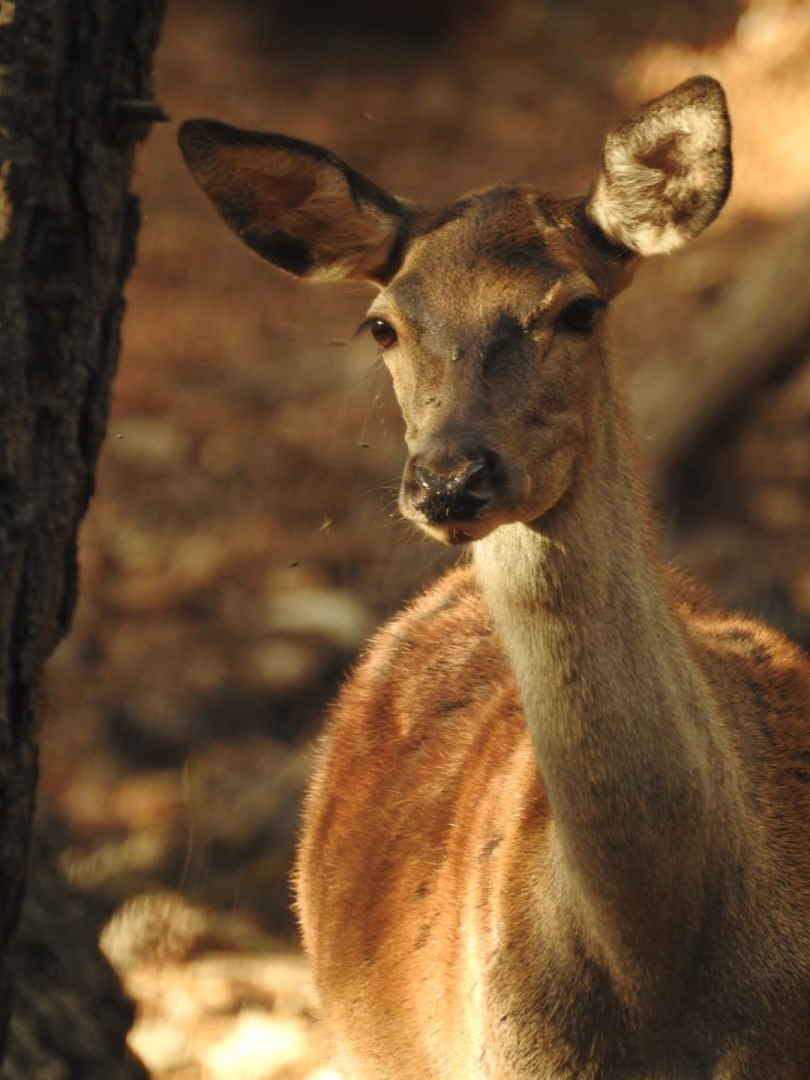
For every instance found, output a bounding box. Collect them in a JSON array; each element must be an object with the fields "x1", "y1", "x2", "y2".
[
  {"x1": 586, "y1": 76, "x2": 732, "y2": 257},
  {"x1": 178, "y1": 120, "x2": 413, "y2": 284}
]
